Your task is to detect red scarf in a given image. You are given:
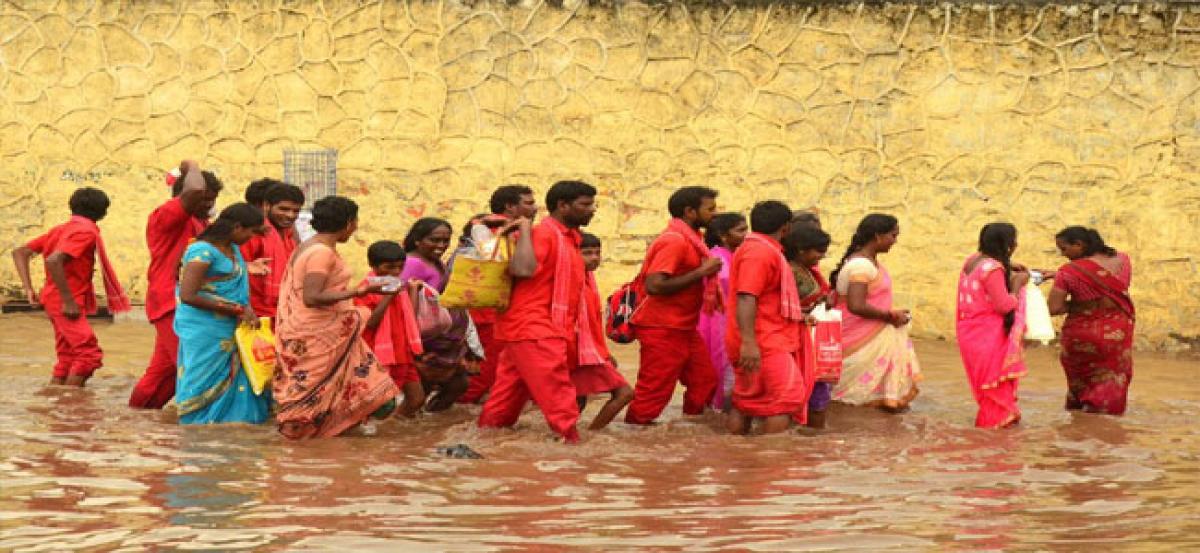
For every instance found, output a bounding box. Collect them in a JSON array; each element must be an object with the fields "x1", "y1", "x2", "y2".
[
  {"x1": 664, "y1": 218, "x2": 723, "y2": 313},
  {"x1": 75, "y1": 217, "x2": 130, "y2": 314},
  {"x1": 363, "y1": 273, "x2": 424, "y2": 365},
  {"x1": 576, "y1": 273, "x2": 608, "y2": 366},
  {"x1": 547, "y1": 217, "x2": 582, "y2": 327},
  {"x1": 745, "y1": 233, "x2": 804, "y2": 322}
]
